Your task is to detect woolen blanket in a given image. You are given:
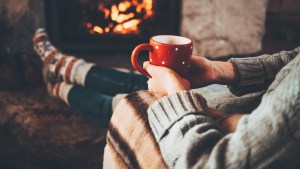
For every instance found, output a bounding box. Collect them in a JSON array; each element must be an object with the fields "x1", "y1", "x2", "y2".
[{"x1": 103, "y1": 90, "x2": 167, "y2": 169}]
